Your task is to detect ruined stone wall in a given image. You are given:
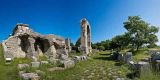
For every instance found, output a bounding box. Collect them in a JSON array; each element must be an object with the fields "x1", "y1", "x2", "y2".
[
  {"x1": 3, "y1": 36, "x2": 26, "y2": 58},
  {"x1": 80, "y1": 18, "x2": 92, "y2": 55},
  {"x1": 2, "y1": 23, "x2": 68, "y2": 60}
]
